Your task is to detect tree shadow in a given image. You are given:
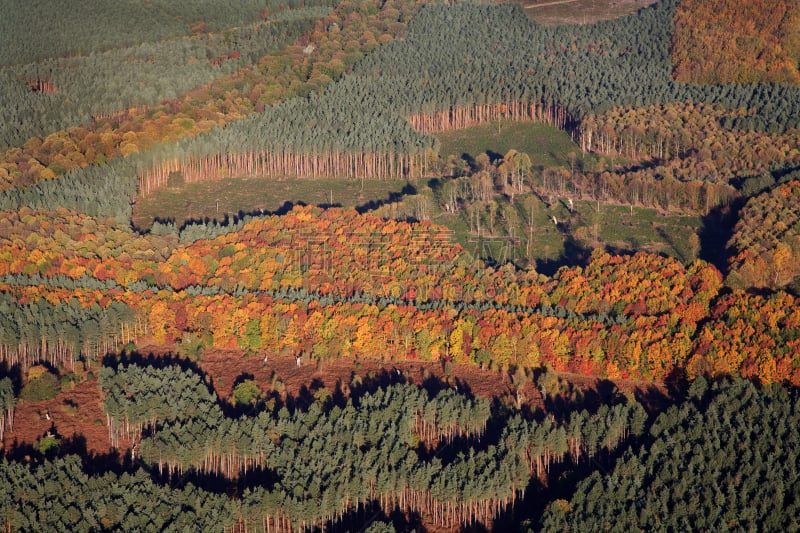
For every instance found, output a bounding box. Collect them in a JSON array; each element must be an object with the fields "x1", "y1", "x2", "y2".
[
  {"x1": 320, "y1": 504, "x2": 428, "y2": 533},
  {"x1": 141, "y1": 201, "x2": 304, "y2": 235},
  {"x1": 355, "y1": 183, "x2": 418, "y2": 214},
  {"x1": 535, "y1": 235, "x2": 592, "y2": 276},
  {"x1": 486, "y1": 150, "x2": 503, "y2": 165},
  {"x1": 461, "y1": 153, "x2": 477, "y2": 173},
  {"x1": 697, "y1": 198, "x2": 744, "y2": 273},
  {"x1": 1, "y1": 432, "x2": 135, "y2": 478},
  {"x1": 0, "y1": 361, "x2": 23, "y2": 396}
]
